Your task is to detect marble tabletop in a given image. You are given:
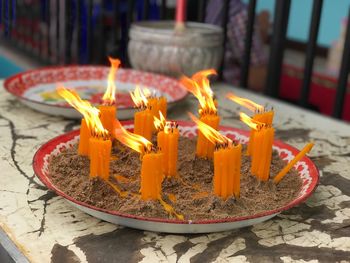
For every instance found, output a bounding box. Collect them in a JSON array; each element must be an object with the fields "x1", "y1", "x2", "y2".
[{"x1": 1, "y1": 79, "x2": 350, "y2": 263}]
